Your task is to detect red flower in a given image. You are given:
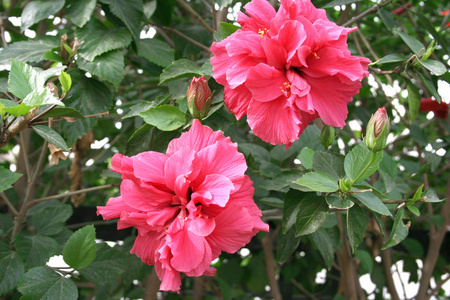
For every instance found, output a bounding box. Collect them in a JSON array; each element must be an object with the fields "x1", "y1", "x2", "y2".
[
  {"x1": 419, "y1": 98, "x2": 449, "y2": 119},
  {"x1": 439, "y1": 8, "x2": 450, "y2": 16},
  {"x1": 97, "y1": 120, "x2": 269, "y2": 292},
  {"x1": 211, "y1": 0, "x2": 370, "y2": 147}
]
